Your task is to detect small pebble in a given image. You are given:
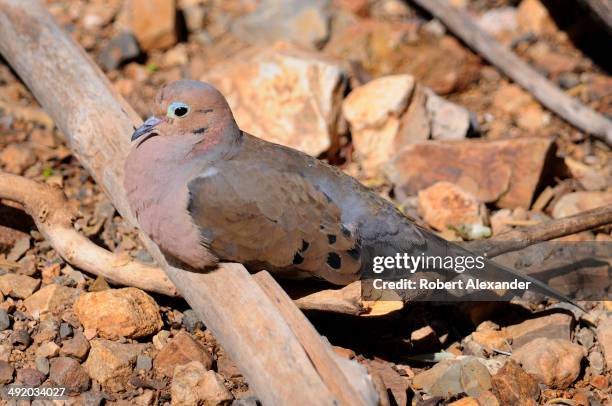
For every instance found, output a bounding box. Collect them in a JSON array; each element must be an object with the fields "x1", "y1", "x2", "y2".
[
  {"x1": 60, "y1": 323, "x2": 73, "y2": 339},
  {"x1": 136, "y1": 355, "x2": 153, "y2": 372},
  {"x1": 182, "y1": 309, "x2": 204, "y2": 332},
  {"x1": 36, "y1": 357, "x2": 50, "y2": 375},
  {"x1": 0, "y1": 309, "x2": 10, "y2": 331},
  {"x1": 10, "y1": 330, "x2": 31, "y2": 349}
]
